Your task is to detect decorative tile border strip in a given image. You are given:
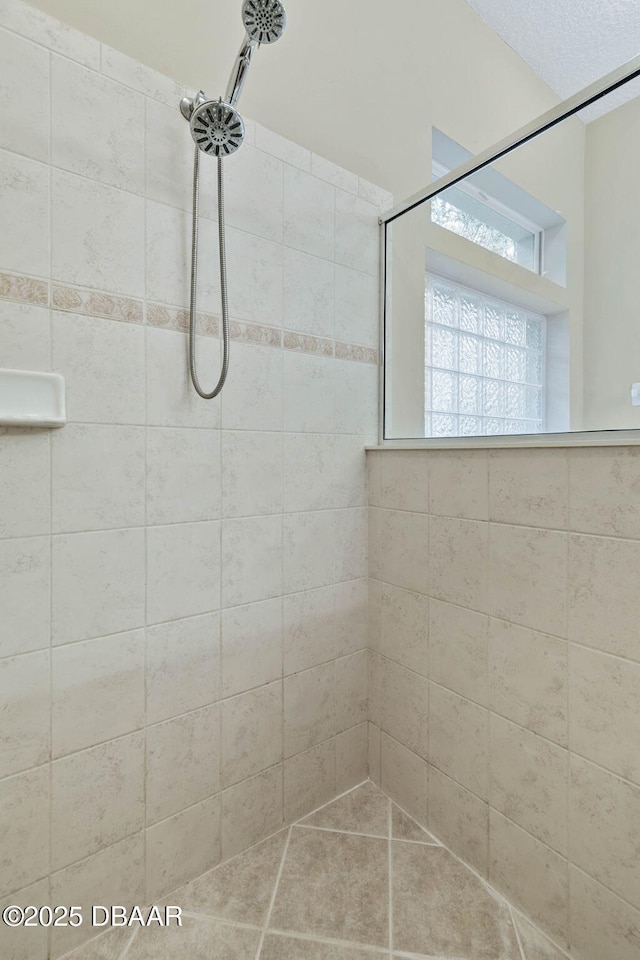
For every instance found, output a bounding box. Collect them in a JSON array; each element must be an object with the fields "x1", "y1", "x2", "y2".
[
  {"x1": 0, "y1": 271, "x2": 48, "y2": 306},
  {"x1": 335, "y1": 341, "x2": 379, "y2": 365},
  {"x1": 147, "y1": 302, "x2": 218, "y2": 337},
  {"x1": 53, "y1": 283, "x2": 143, "y2": 324},
  {"x1": 0, "y1": 274, "x2": 378, "y2": 365},
  {"x1": 283, "y1": 331, "x2": 334, "y2": 358},
  {"x1": 230, "y1": 319, "x2": 282, "y2": 348}
]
